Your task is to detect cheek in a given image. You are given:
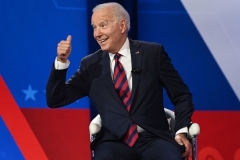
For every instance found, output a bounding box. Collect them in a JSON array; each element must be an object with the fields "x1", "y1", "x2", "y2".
[
  {"x1": 111, "y1": 32, "x2": 121, "y2": 41},
  {"x1": 93, "y1": 31, "x2": 97, "y2": 38}
]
